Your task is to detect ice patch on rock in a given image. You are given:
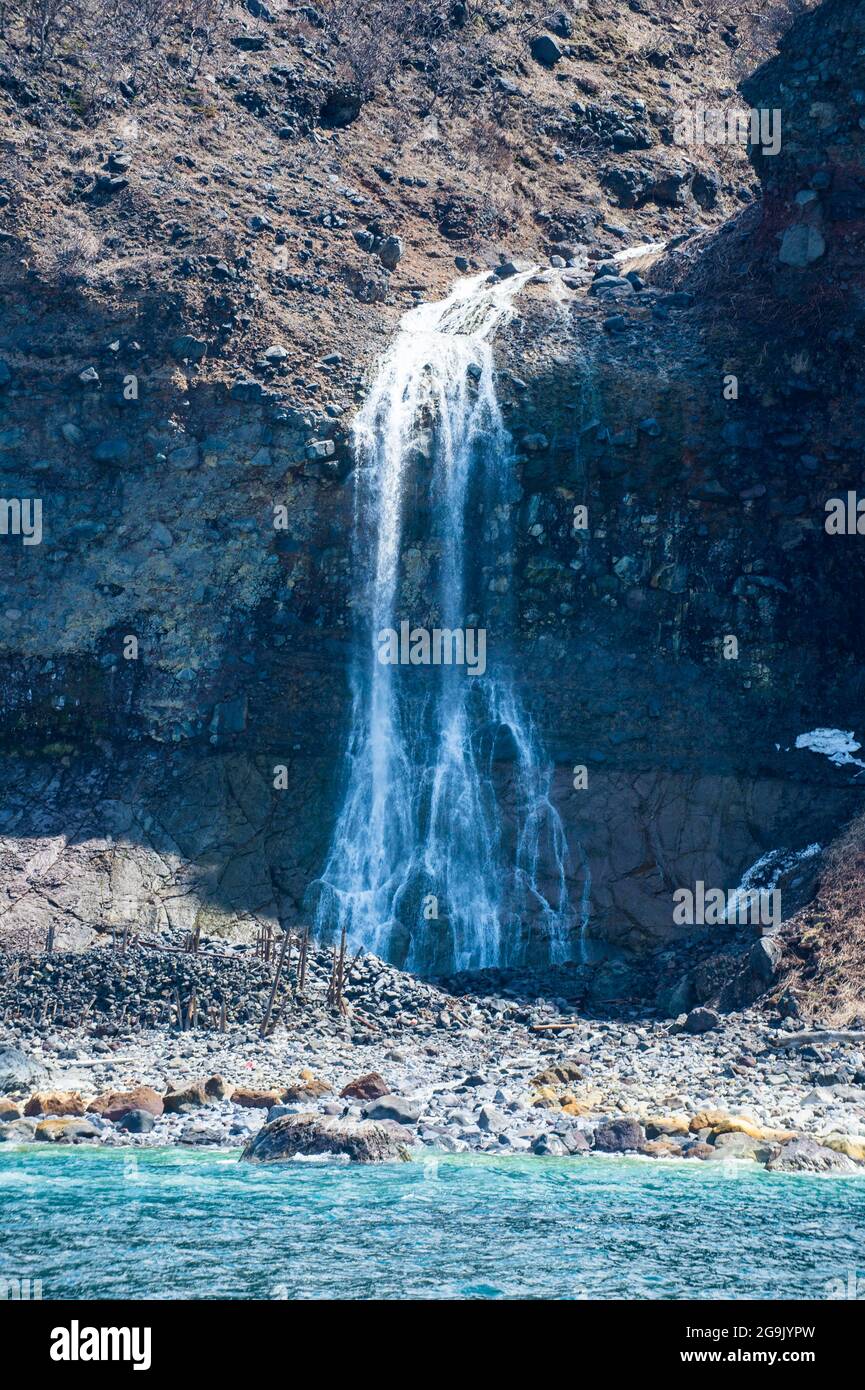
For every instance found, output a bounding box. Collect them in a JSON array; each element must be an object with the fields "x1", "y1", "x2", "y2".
[{"x1": 795, "y1": 728, "x2": 865, "y2": 771}]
